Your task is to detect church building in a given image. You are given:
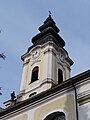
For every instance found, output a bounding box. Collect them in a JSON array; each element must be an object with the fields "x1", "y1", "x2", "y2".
[{"x1": 0, "y1": 14, "x2": 90, "y2": 120}]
